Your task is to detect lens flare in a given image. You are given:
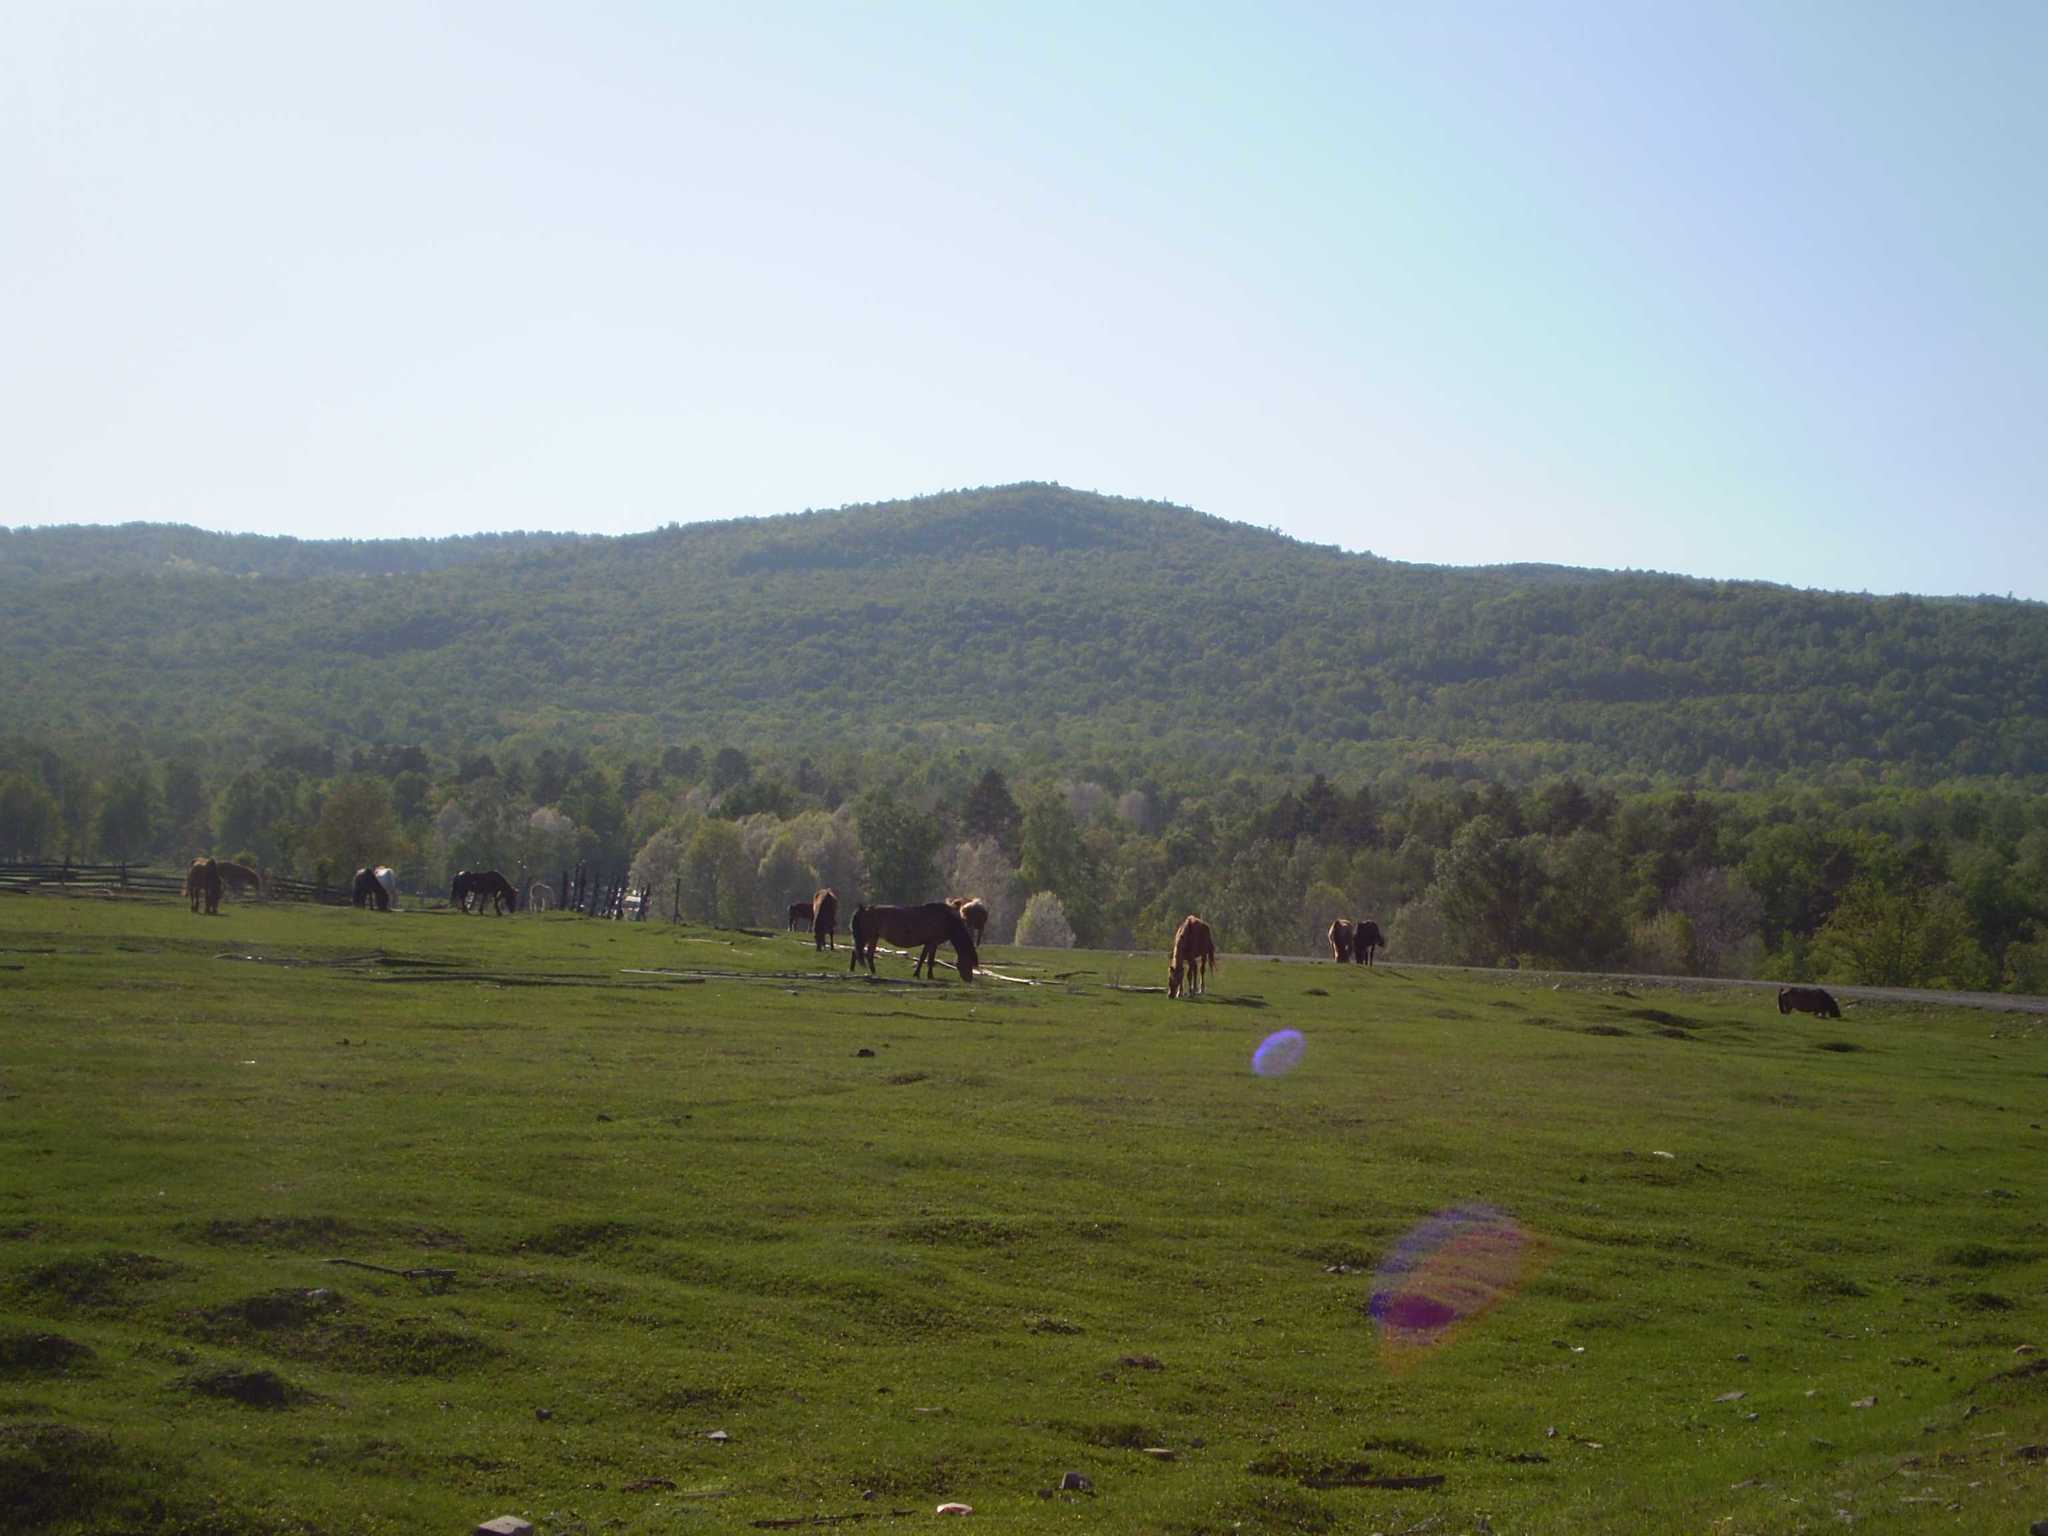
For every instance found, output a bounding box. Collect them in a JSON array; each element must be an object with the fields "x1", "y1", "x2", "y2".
[
  {"x1": 1251, "y1": 1028, "x2": 1306, "y2": 1076},
  {"x1": 1368, "y1": 1205, "x2": 1548, "y2": 1374}
]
